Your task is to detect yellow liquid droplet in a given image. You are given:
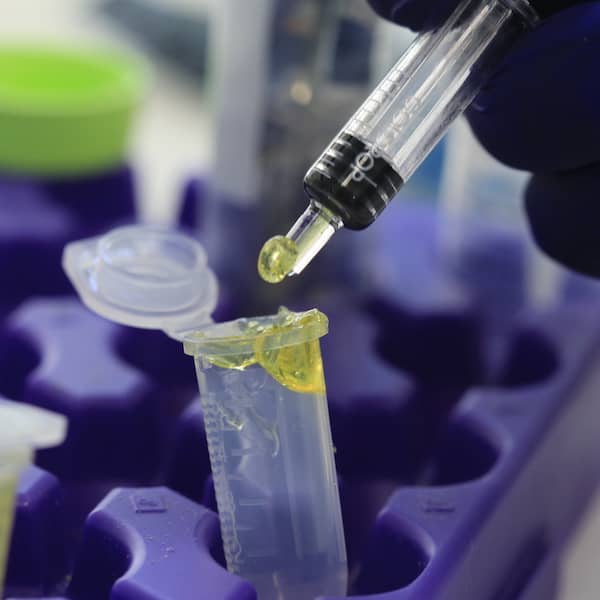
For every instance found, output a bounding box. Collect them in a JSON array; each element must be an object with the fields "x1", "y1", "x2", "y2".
[{"x1": 258, "y1": 236, "x2": 298, "y2": 284}]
